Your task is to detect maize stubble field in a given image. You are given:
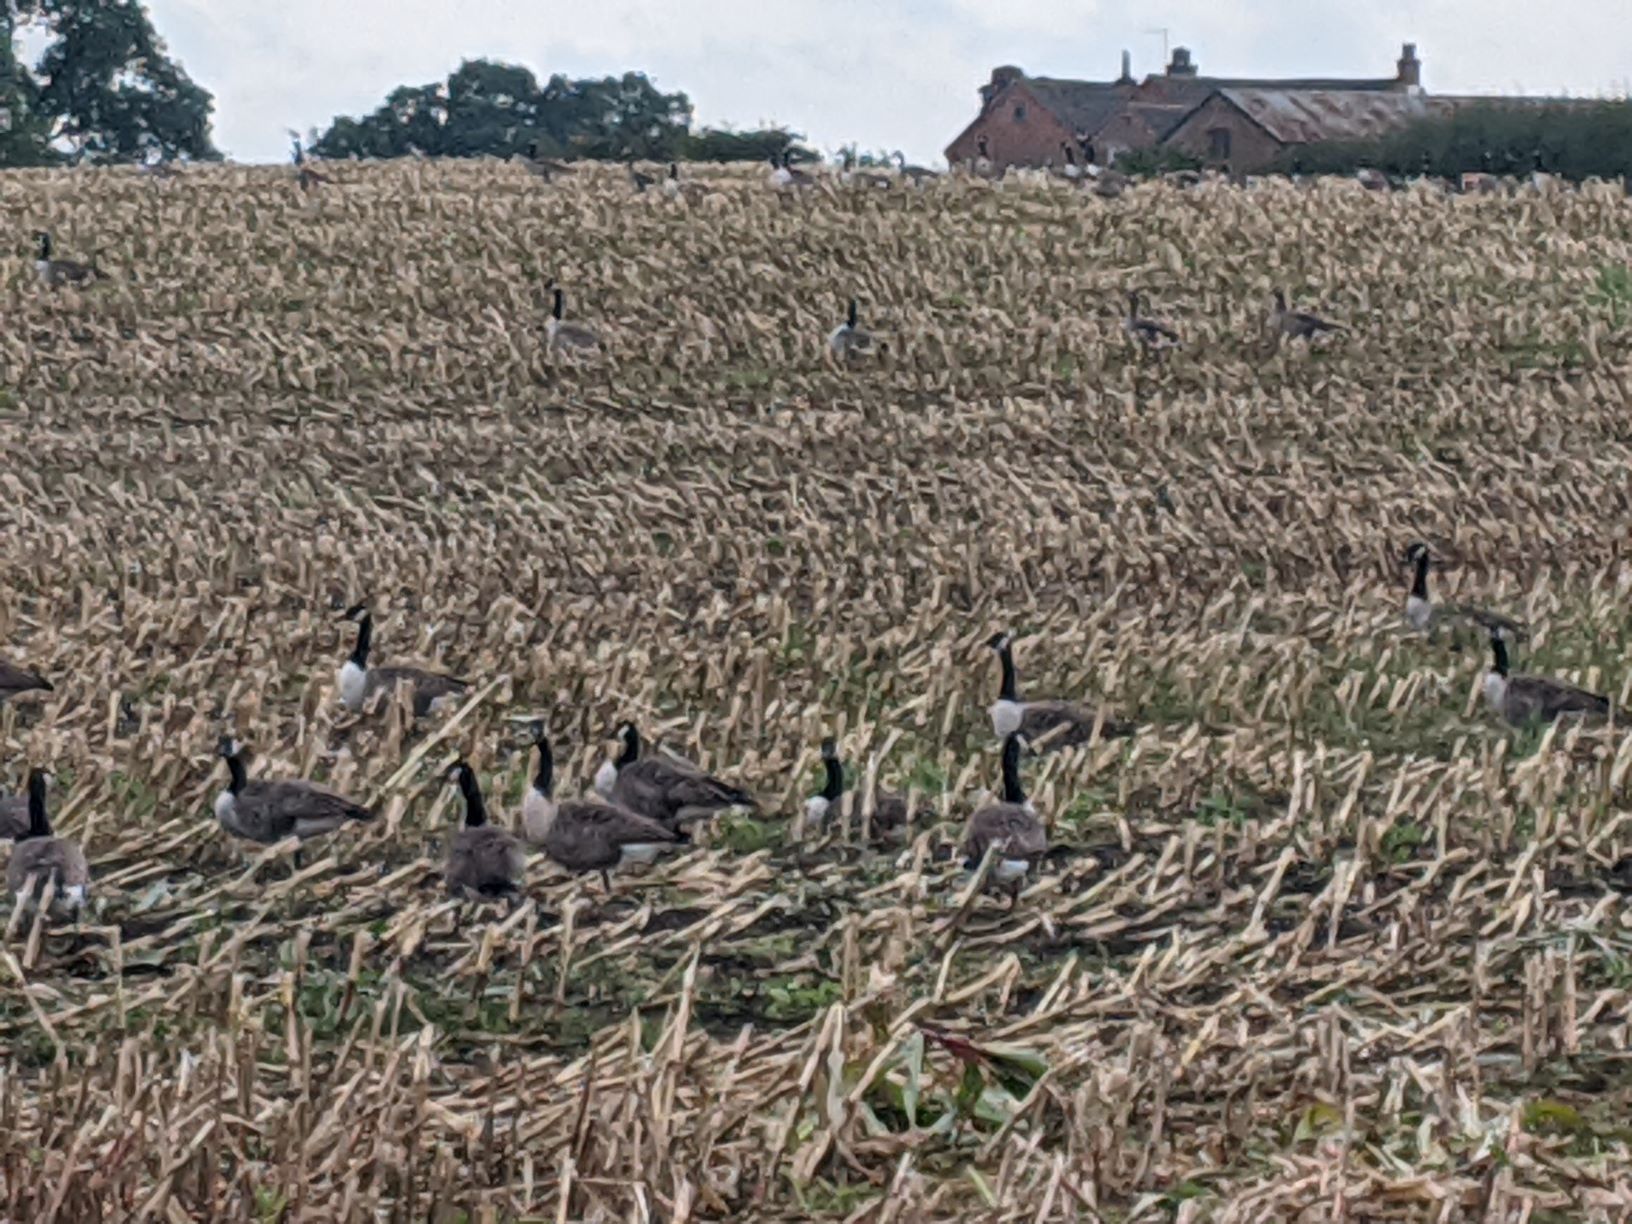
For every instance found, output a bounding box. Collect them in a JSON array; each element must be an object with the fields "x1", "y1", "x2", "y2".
[{"x1": 2, "y1": 160, "x2": 1632, "y2": 1221}]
